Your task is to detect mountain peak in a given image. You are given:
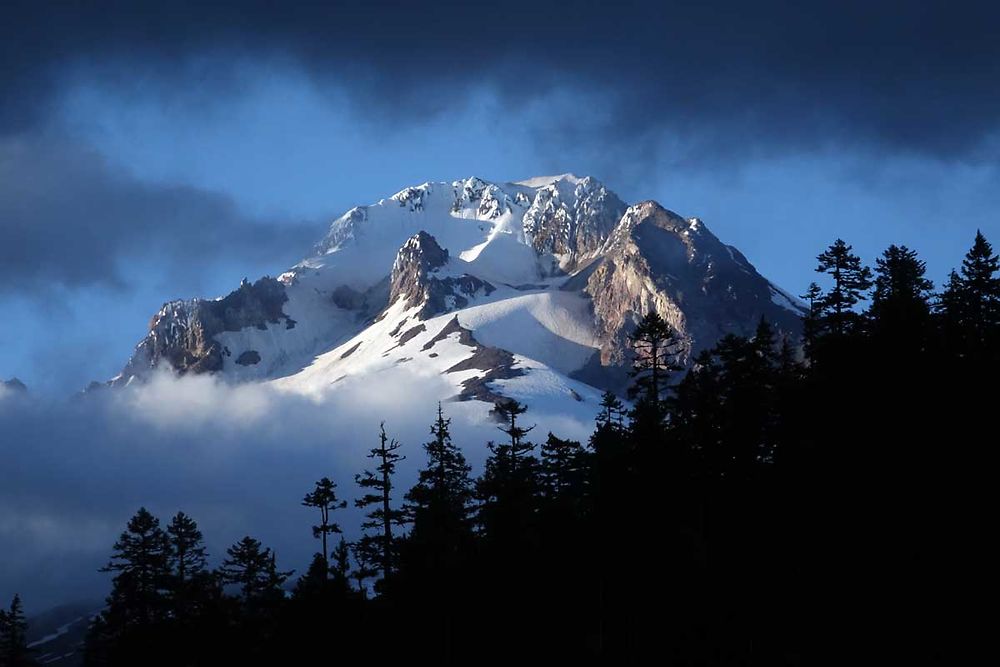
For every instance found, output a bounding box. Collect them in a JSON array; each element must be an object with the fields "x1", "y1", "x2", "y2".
[
  {"x1": 108, "y1": 173, "x2": 802, "y2": 403},
  {"x1": 388, "y1": 231, "x2": 493, "y2": 319},
  {"x1": 513, "y1": 173, "x2": 584, "y2": 187}
]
